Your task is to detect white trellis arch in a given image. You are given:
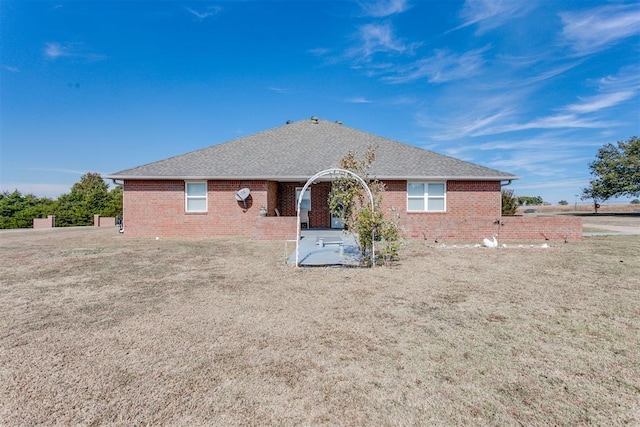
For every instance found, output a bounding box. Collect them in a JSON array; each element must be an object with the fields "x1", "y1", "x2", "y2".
[{"x1": 295, "y1": 168, "x2": 375, "y2": 268}]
